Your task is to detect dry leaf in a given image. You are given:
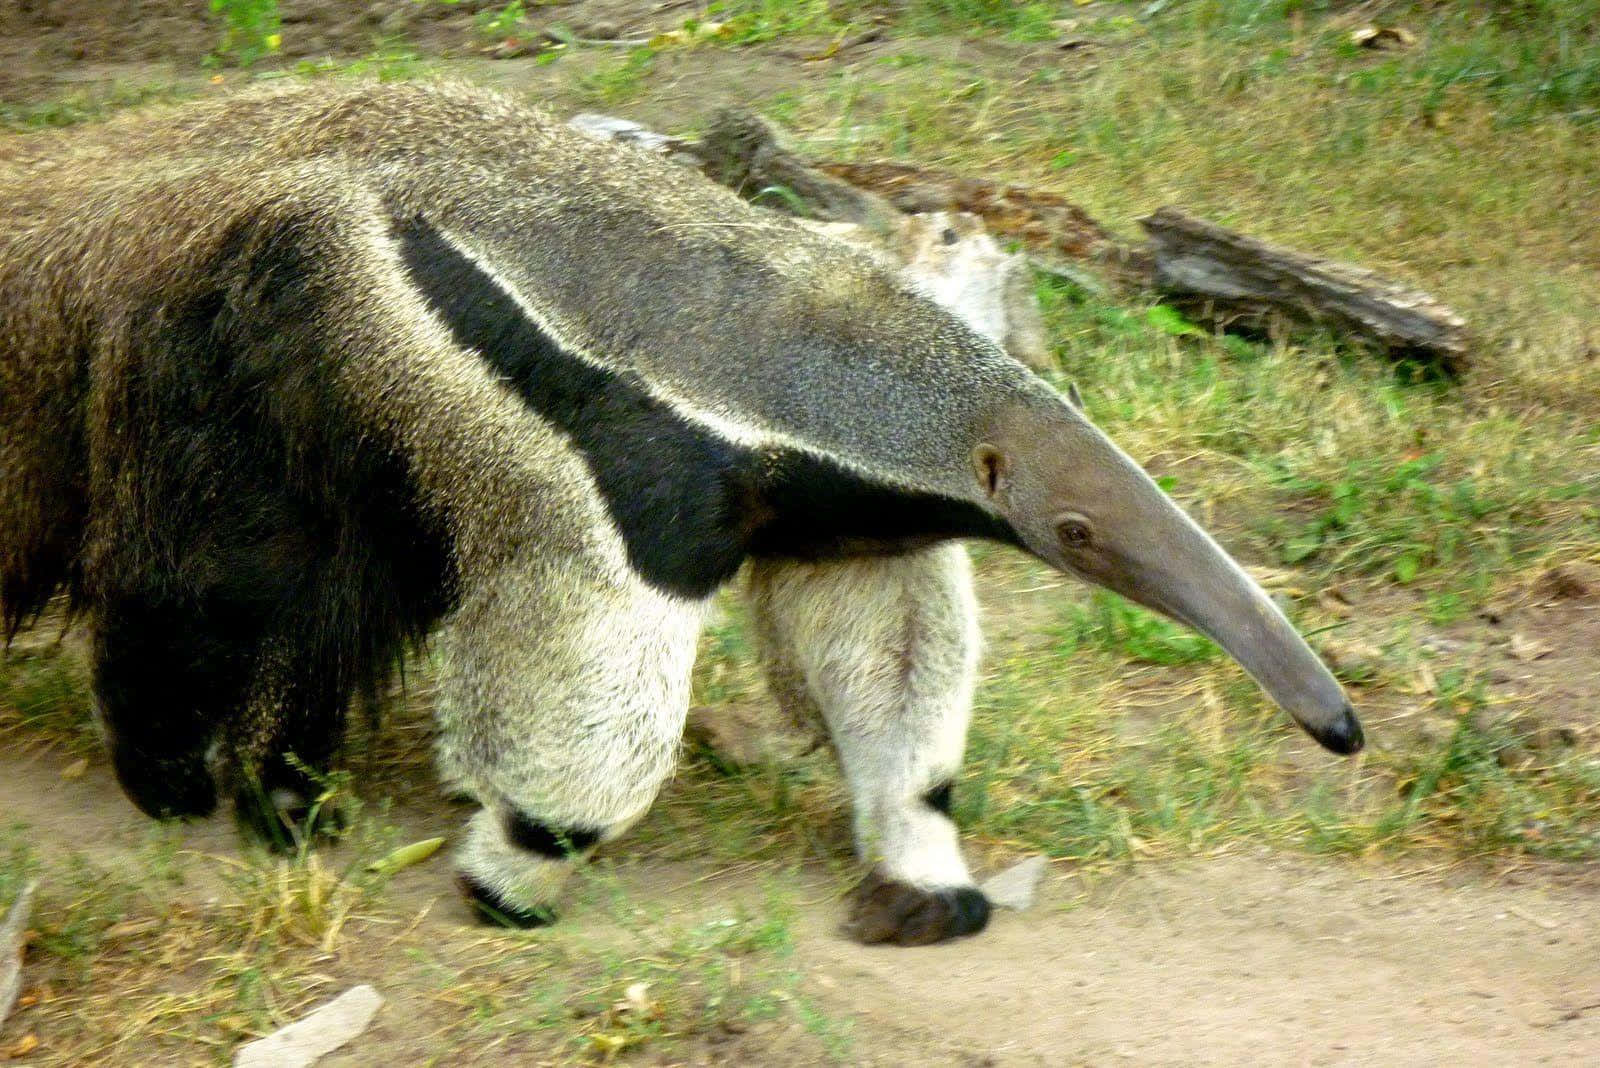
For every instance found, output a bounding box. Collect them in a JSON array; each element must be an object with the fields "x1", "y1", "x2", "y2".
[
  {"x1": 365, "y1": 837, "x2": 446, "y2": 876},
  {"x1": 980, "y1": 855, "x2": 1048, "y2": 911},
  {"x1": 1317, "y1": 587, "x2": 1354, "y2": 618},
  {"x1": 648, "y1": 21, "x2": 728, "y2": 49},
  {"x1": 589, "y1": 1034, "x2": 629, "y2": 1054},
  {"x1": 102, "y1": 918, "x2": 160, "y2": 940},
  {"x1": 1247, "y1": 565, "x2": 1298, "y2": 590},
  {"x1": 1319, "y1": 639, "x2": 1384, "y2": 683},
  {"x1": 803, "y1": 37, "x2": 841, "y2": 62},
  {"x1": 59, "y1": 758, "x2": 88, "y2": 781},
  {"x1": 1415, "y1": 662, "x2": 1438, "y2": 695},
  {"x1": 613, "y1": 981, "x2": 660, "y2": 1020},
  {"x1": 1509, "y1": 633, "x2": 1554, "y2": 662},
  {"x1": 6, "y1": 1034, "x2": 40, "y2": 1058}
]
